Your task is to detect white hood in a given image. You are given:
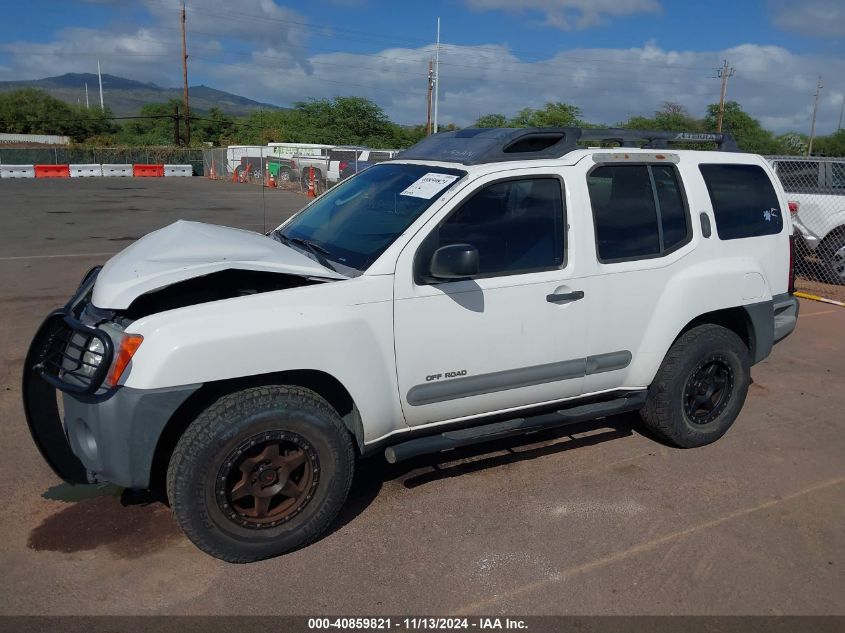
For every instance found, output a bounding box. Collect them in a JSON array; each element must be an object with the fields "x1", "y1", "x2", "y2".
[{"x1": 91, "y1": 220, "x2": 346, "y2": 309}]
